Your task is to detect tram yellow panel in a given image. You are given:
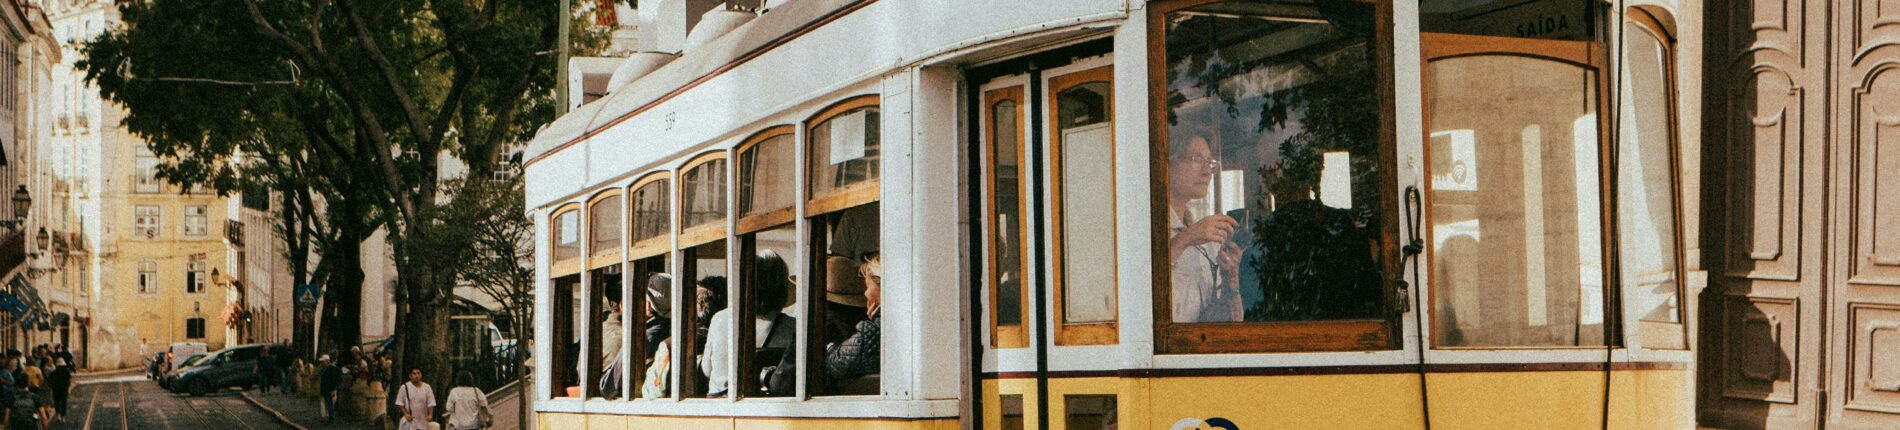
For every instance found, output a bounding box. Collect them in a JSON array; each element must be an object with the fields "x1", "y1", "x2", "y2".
[
  {"x1": 734, "y1": 417, "x2": 957, "y2": 430},
  {"x1": 1141, "y1": 374, "x2": 1424, "y2": 429},
  {"x1": 1425, "y1": 369, "x2": 1690, "y2": 430}
]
